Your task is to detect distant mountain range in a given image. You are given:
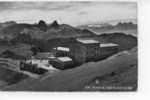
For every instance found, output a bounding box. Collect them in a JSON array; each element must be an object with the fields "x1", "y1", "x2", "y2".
[
  {"x1": 0, "y1": 20, "x2": 137, "y2": 57},
  {"x1": 0, "y1": 20, "x2": 138, "y2": 43},
  {"x1": 78, "y1": 22, "x2": 137, "y2": 36},
  {"x1": 79, "y1": 22, "x2": 137, "y2": 30}
]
